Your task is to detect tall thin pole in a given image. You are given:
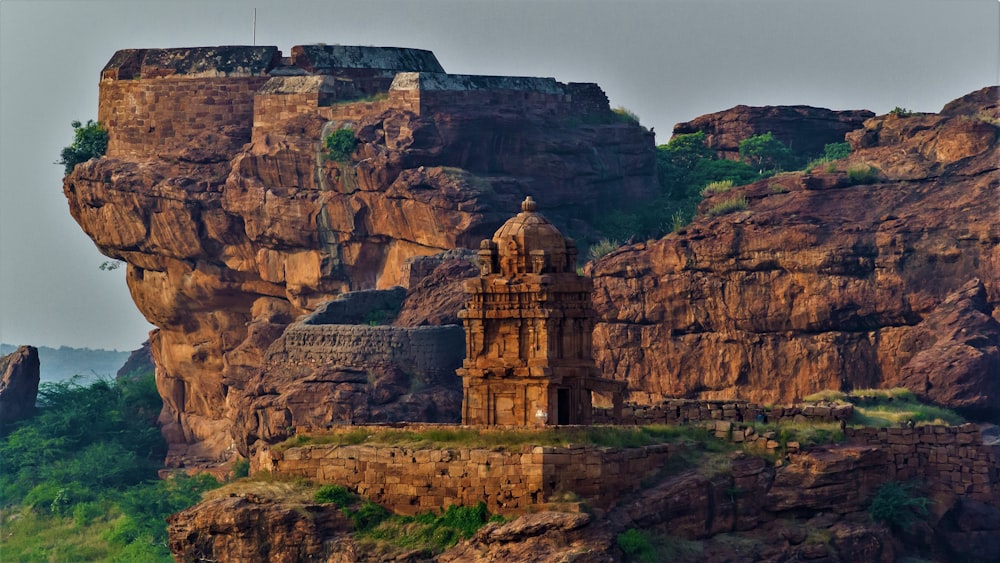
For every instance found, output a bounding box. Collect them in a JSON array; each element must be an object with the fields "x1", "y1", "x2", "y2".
[{"x1": 253, "y1": 8, "x2": 257, "y2": 46}]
